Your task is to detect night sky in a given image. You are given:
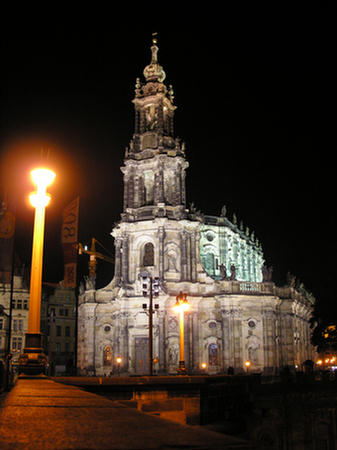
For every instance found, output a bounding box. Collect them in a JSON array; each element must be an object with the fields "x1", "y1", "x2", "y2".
[{"x1": 1, "y1": 16, "x2": 335, "y2": 323}]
